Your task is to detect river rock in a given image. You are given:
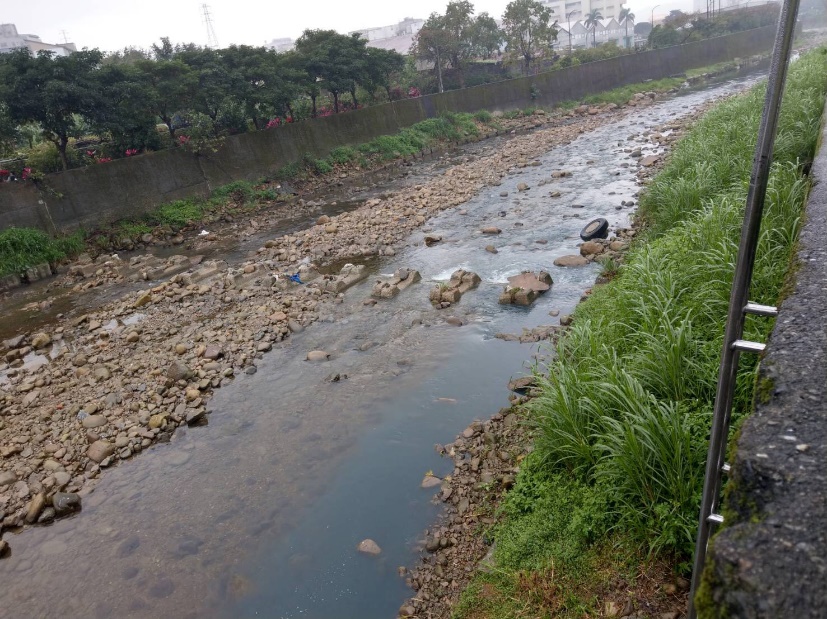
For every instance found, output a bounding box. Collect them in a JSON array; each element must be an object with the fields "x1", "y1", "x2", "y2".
[
  {"x1": 25, "y1": 492, "x2": 46, "y2": 524},
  {"x1": 53, "y1": 471, "x2": 71, "y2": 489},
  {"x1": 485, "y1": 245, "x2": 498, "y2": 254},
  {"x1": 0, "y1": 539, "x2": 8, "y2": 559},
  {"x1": 167, "y1": 360, "x2": 192, "y2": 381},
  {"x1": 134, "y1": 291, "x2": 152, "y2": 307},
  {"x1": 0, "y1": 471, "x2": 17, "y2": 487},
  {"x1": 421, "y1": 475, "x2": 442, "y2": 488},
  {"x1": 481, "y1": 227, "x2": 501, "y2": 235},
  {"x1": 52, "y1": 492, "x2": 82, "y2": 515},
  {"x1": 203, "y1": 345, "x2": 223, "y2": 360},
  {"x1": 81, "y1": 415, "x2": 107, "y2": 429},
  {"x1": 87, "y1": 440, "x2": 116, "y2": 463},
  {"x1": 553, "y1": 255, "x2": 589, "y2": 267},
  {"x1": 517, "y1": 182, "x2": 530, "y2": 191},
  {"x1": 31, "y1": 332, "x2": 51, "y2": 349},
  {"x1": 424, "y1": 235, "x2": 442, "y2": 247},
  {"x1": 579, "y1": 241, "x2": 604, "y2": 256},
  {"x1": 357, "y1": 539, "x2": 382, "y2": 555},
  {"x1": 306, "y1": 350, "x2": 330, "y2": 362},
  {"x1": 288, "y1": 319, "x2": 304, "y2": 333}
]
